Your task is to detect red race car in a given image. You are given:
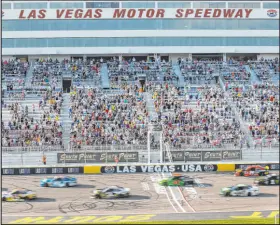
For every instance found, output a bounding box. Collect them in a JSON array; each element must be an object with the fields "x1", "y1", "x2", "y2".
[{"x1": 235, "y1": 165, "x2": 269, "y2": 177}]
